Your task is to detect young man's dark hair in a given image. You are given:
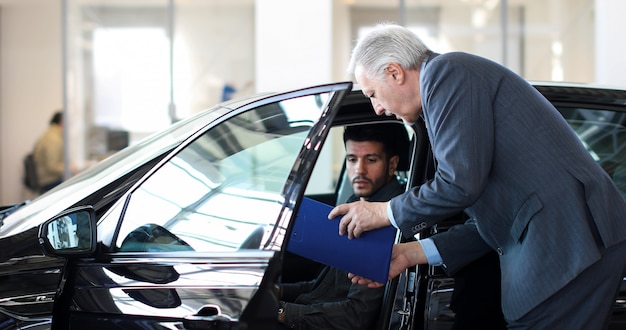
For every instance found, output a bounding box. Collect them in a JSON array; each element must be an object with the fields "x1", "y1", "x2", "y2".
[{"x1": 343, "y1": 122, "x2": 410, "y2": 165}]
